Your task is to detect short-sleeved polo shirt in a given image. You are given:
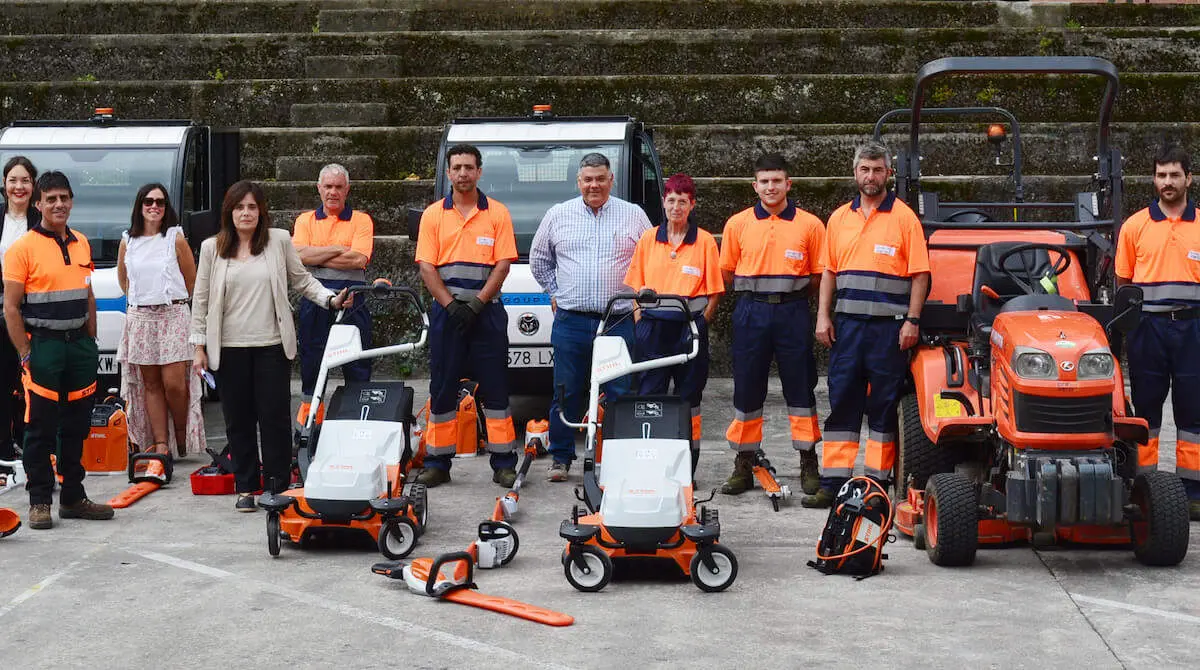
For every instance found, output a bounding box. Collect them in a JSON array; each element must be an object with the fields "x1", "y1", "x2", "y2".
[
  {"x1": 718, "y1": 201, "x2": 825, "y2": 294},
  {"x1": 3, "y1": 224, "x2": 93, "y2": 331},
  {"x1": 415, "y1": 191, "x2": 517, "y2": 301},
  {"x1": 624, "y1": 223, "x2": 724, "y2": 316},
  {"x1": 1116, "y1": 199, "x2": 1200, "y2": 311},
  {"x1": 823, "y1": 192, "x2": 930, "y2": 317},
  {"x1": 293, "y1": 205, "x2": 374, "y2": 281}
]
